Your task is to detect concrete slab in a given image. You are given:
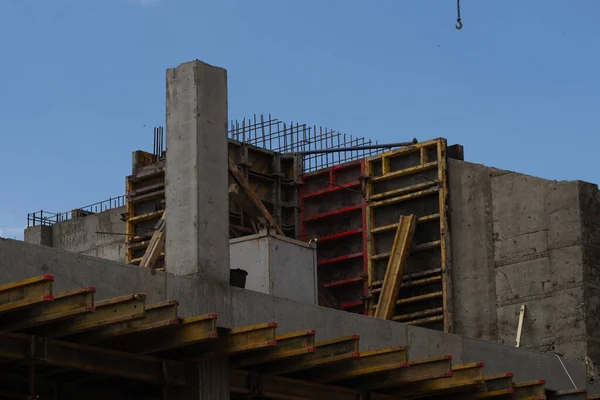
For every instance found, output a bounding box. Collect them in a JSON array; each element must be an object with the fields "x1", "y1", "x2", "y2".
[{"x1": 1, "y1": 238, "x2": 598, "y2": 391}]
